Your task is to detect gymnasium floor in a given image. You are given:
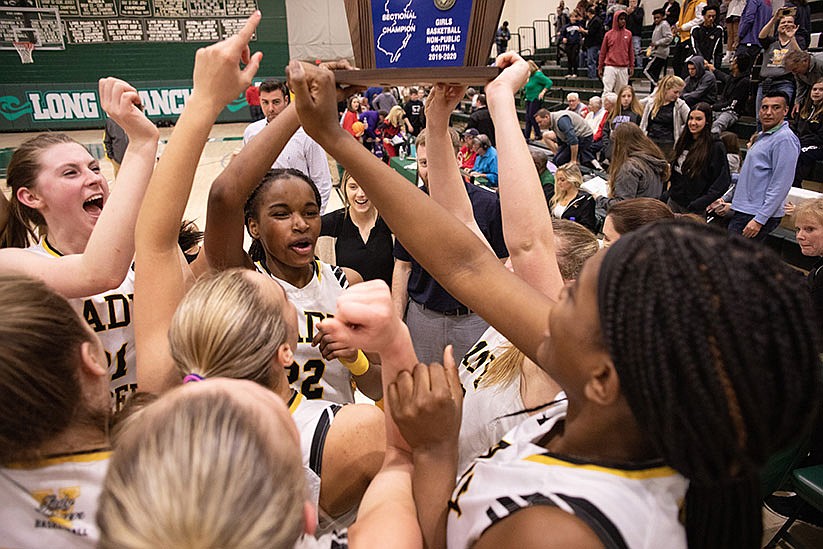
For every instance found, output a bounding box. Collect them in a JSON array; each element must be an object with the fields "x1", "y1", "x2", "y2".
[{"x1": 1, "y1": 123, "x2": 822, "y2": 548}]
